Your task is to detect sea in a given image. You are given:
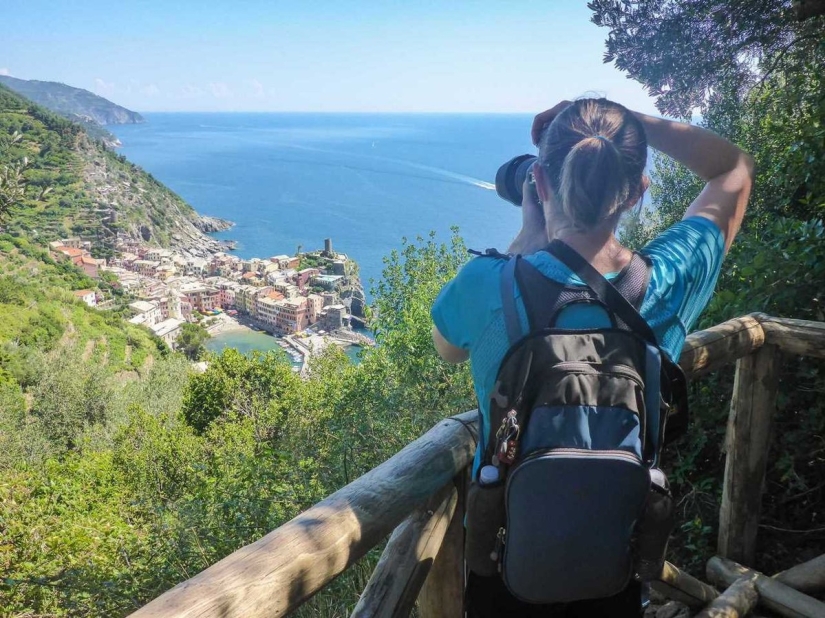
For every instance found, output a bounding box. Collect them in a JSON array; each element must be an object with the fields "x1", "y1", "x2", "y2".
[{"x1": 110, "y1": 113, "x2": 534, "y2": 355}]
